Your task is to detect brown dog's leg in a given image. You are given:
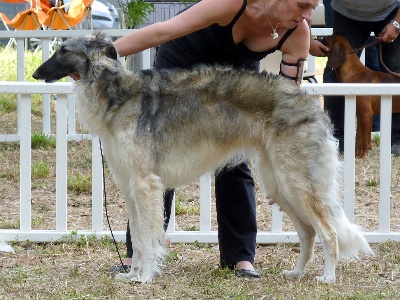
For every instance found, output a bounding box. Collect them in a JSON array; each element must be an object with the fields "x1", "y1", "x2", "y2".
[{"x1": 356, "y1": 97, "x2": 374, "y2": 158}]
